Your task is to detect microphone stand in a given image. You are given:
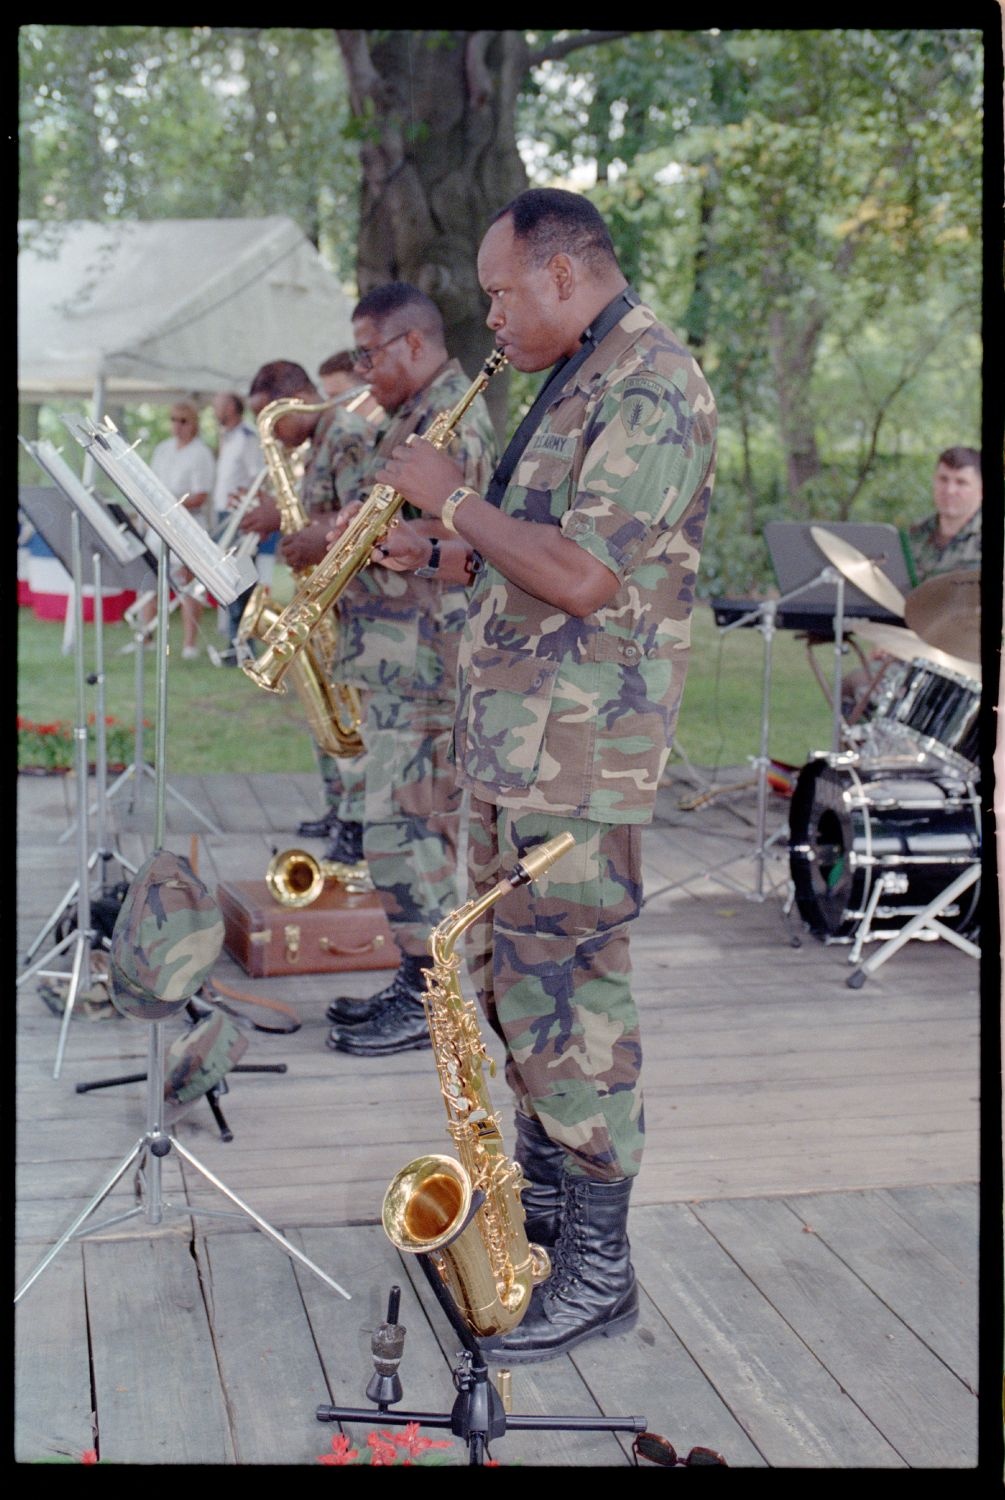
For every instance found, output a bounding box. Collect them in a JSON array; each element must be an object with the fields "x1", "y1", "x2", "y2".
[{"x1": 16, "y1": 542, "x2": 350, "y2": 1306}]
